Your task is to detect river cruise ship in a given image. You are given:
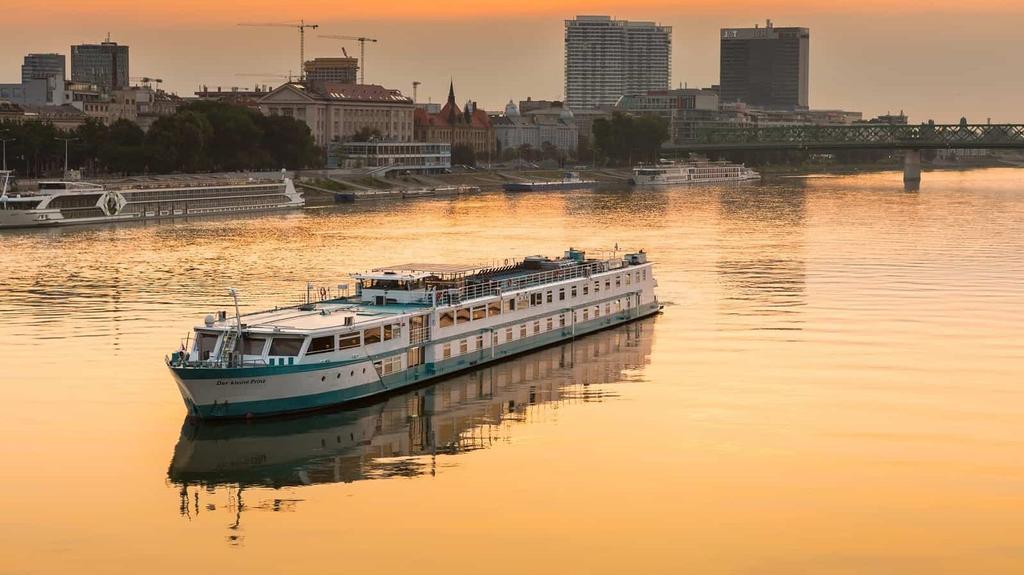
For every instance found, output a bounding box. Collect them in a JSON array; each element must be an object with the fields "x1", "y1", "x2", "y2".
[
  {"x1": 0, "y1": 170, "x2": 302, "y2": 229},
  {"x1": 630, "y1": 160, "x2": 760, "y2": 186},
  {"x1": 503, "y1": 172, "x2": 597, "y2": 192},
  {"x1": 166, "y1": 248, "x2": 660, "y2": 419}
]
